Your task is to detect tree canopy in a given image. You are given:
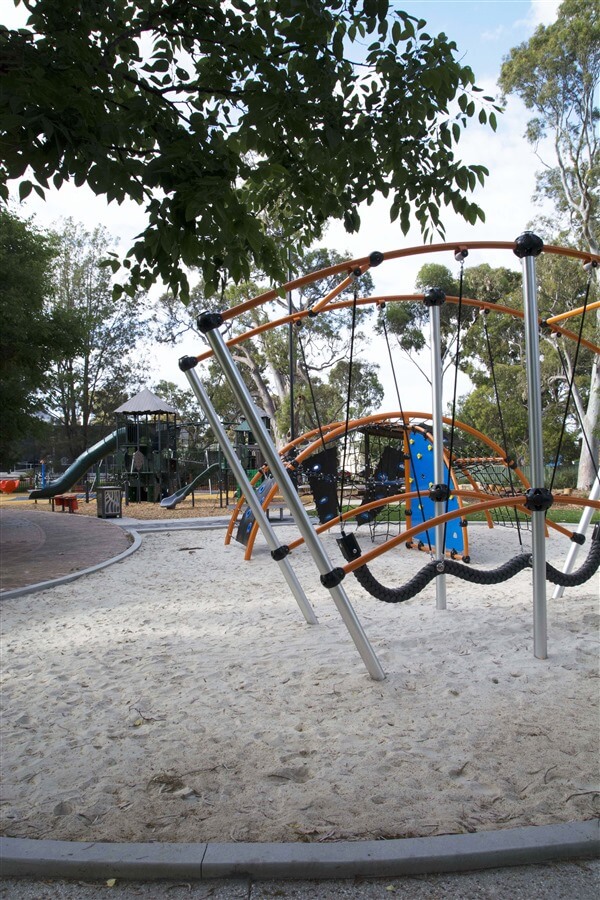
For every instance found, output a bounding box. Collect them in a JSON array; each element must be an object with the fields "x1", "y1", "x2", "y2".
[
  {"x1": 155, "y1": 247, "x2": 382, "y2": 443},
  {"x1": 499, "y1": 0, "x2": 599, "y2": 488},
  {"x1": 41, "y1": 220, "x2": 150, "y2": 458},
  {"x1": 0, "y1": 0, "x2": 497, "y2": 300},
  {"x1": 0, "y1": 208, "x2": 78, "y2": 467},
  {"x1": 499, "y1": 0, "x2": 599, "y2": 253}
]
